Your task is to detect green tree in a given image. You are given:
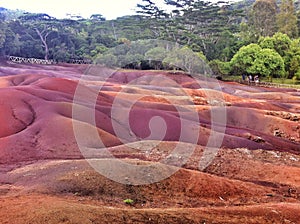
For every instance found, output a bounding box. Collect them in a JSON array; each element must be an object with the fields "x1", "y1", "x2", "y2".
[
  {"x1": 285, "y1": 39, "x2": 300, "y2": 78},
  {"x1": 90, "y1": 14, "x2": 106, "y2": 21},
  {"x1": 248, "y1": 0, "x2": 277, "y2": 37},
  {"x1": 214, "y1": 30, "x2": 241, "y2": 62},
  {"x1": 163, "y1": 46, "x2": 209, "y2": 75},
  {"x1": 230, "y1": 43, "x2": 285, "y2": 79},
  {"x1": 249, "y1": 48, "x2": 285, "y2": 79},
  {"x1": 238, "y1": 22, "x2": 257, "y2": 45},
  {"x1": 95, "y1": 53, "x2": 117, "y2": 67},
  {"x1": 209, "y1": 59, "x2": 231, "y2": 77},
  {"x1": 276, "y1": 0, "x2": 298, "y2": 38},
  {"x1": 259, "y1": 32, "x2": 291, "y2": 57},
  {"x1": 230, "y1": 44, "x2": 261, "y2": 75},
  {"x1": 2, "y1": 26, "x2": 20, "y2": 56},
  {"x1": 19, "y1": 13, "x2": 58, "y2": 60},
  {"x1": 259, "y1": 32, "x2": 293, "y2": 77},
  {"x1": 137, "y1": 0, "x2": 169, "y2": 19},
  {"x1": 0, "y1": 21, "x2": 6, "y2": 50}
]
